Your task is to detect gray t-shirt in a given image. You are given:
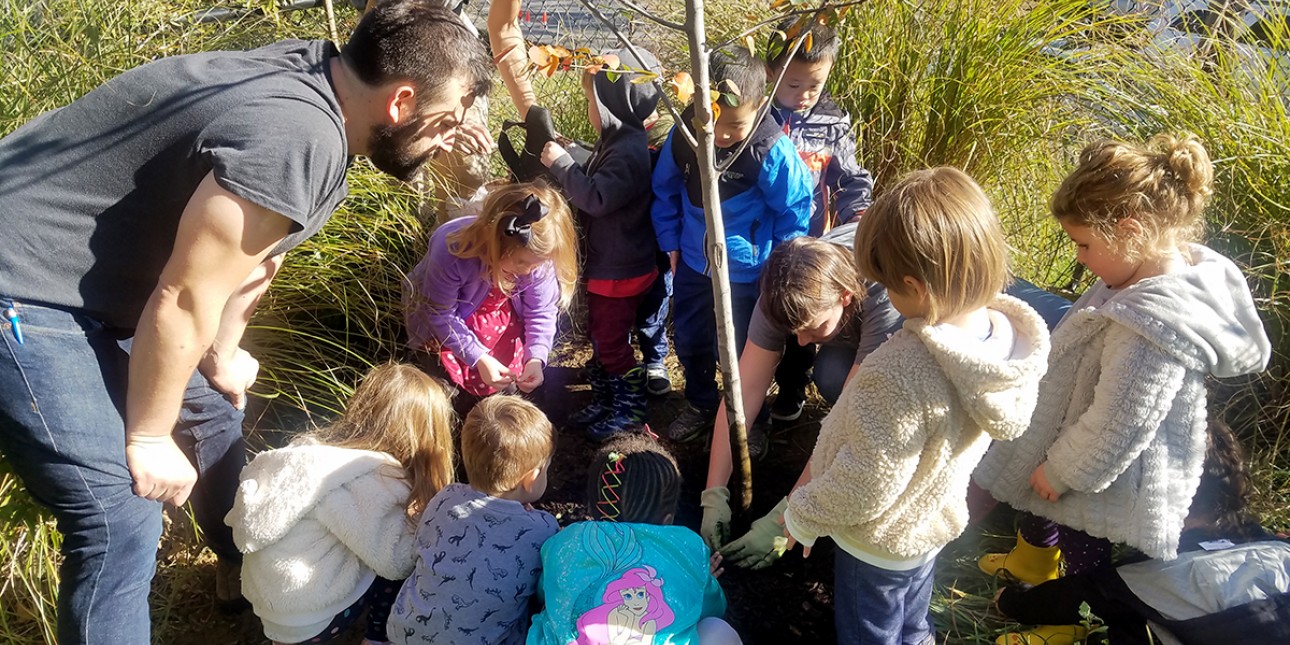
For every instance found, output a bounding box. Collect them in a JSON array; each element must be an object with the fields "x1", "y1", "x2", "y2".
[
  {"x1": 746, "y1": 223, "x2": 902, "y2": 366},
  {"x1": 0, "y1": 39, "x2": 349, "y2": 329}
]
